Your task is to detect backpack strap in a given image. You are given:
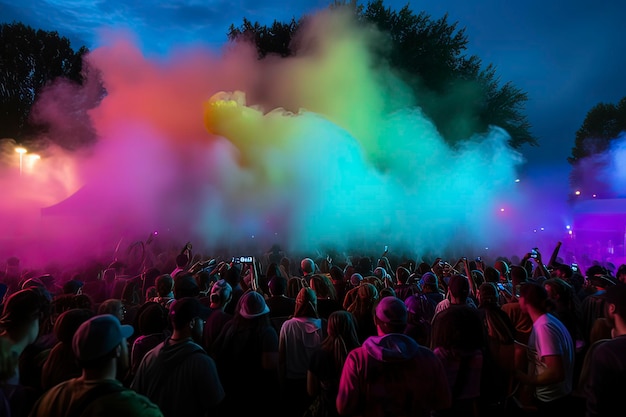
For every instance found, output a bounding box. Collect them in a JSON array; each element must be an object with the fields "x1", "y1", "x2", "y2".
[{"x1": 65, "y1": 381, "x2": 126, "y2": 417}]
